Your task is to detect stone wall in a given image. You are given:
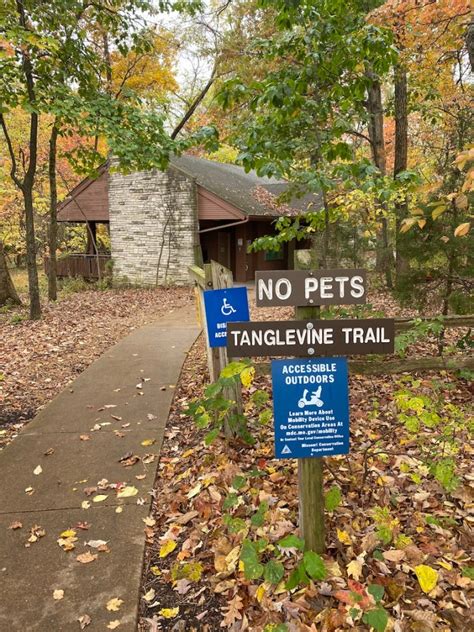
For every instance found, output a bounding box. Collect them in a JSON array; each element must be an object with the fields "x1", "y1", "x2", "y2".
[{"x1": 109, "y1": 166, "x2": 199, "y2": 286}]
